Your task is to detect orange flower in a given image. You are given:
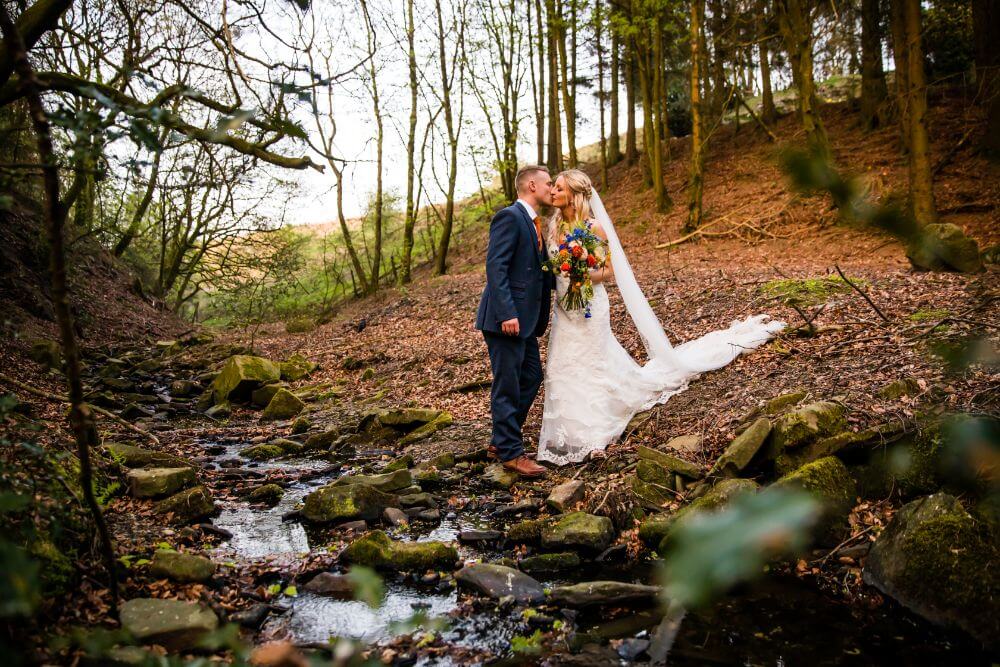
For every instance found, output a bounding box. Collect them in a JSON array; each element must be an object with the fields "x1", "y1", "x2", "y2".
[
  {"x1": 560, "y1": 262, "x2": 571, "y2": 272},
  {"x1": 571, "y1": 246, "x2": 583, "y2": 258}
]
